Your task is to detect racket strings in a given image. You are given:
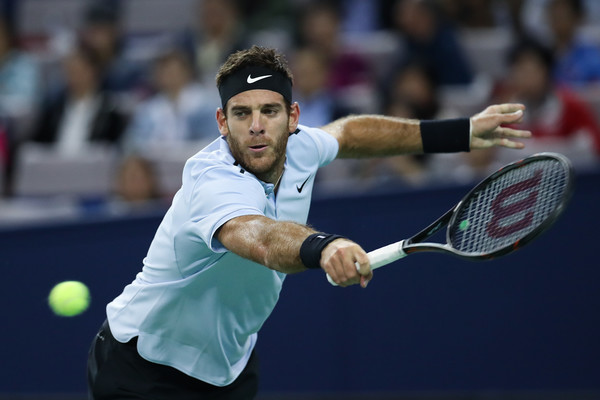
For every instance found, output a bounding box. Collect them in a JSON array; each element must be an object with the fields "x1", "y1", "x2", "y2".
[{"x1": 450, "y1": 159, "x2": 569, "y2": 254}]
